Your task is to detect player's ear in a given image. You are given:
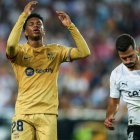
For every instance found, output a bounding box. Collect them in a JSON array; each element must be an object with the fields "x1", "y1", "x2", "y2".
[
  {"x1": 135, "y1": 46, "x2": 139, "y2": 53},
  {"x1": 43, "y1": 31, "x2": 45, "y2": 36},
  {"x1": 42, "y1": 29, "x2": 45, "y2": 36},
  {"x1": 24, "y1": 31, "x2": 28, "y2": 40}
]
